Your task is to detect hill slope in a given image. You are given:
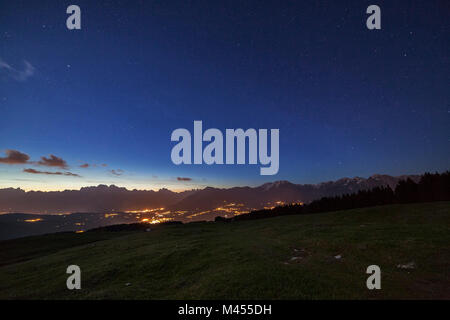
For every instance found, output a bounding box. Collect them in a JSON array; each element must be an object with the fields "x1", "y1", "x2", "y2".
[{"x1": 0, "y1": 202, "x2": 449, "y2": 299}]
